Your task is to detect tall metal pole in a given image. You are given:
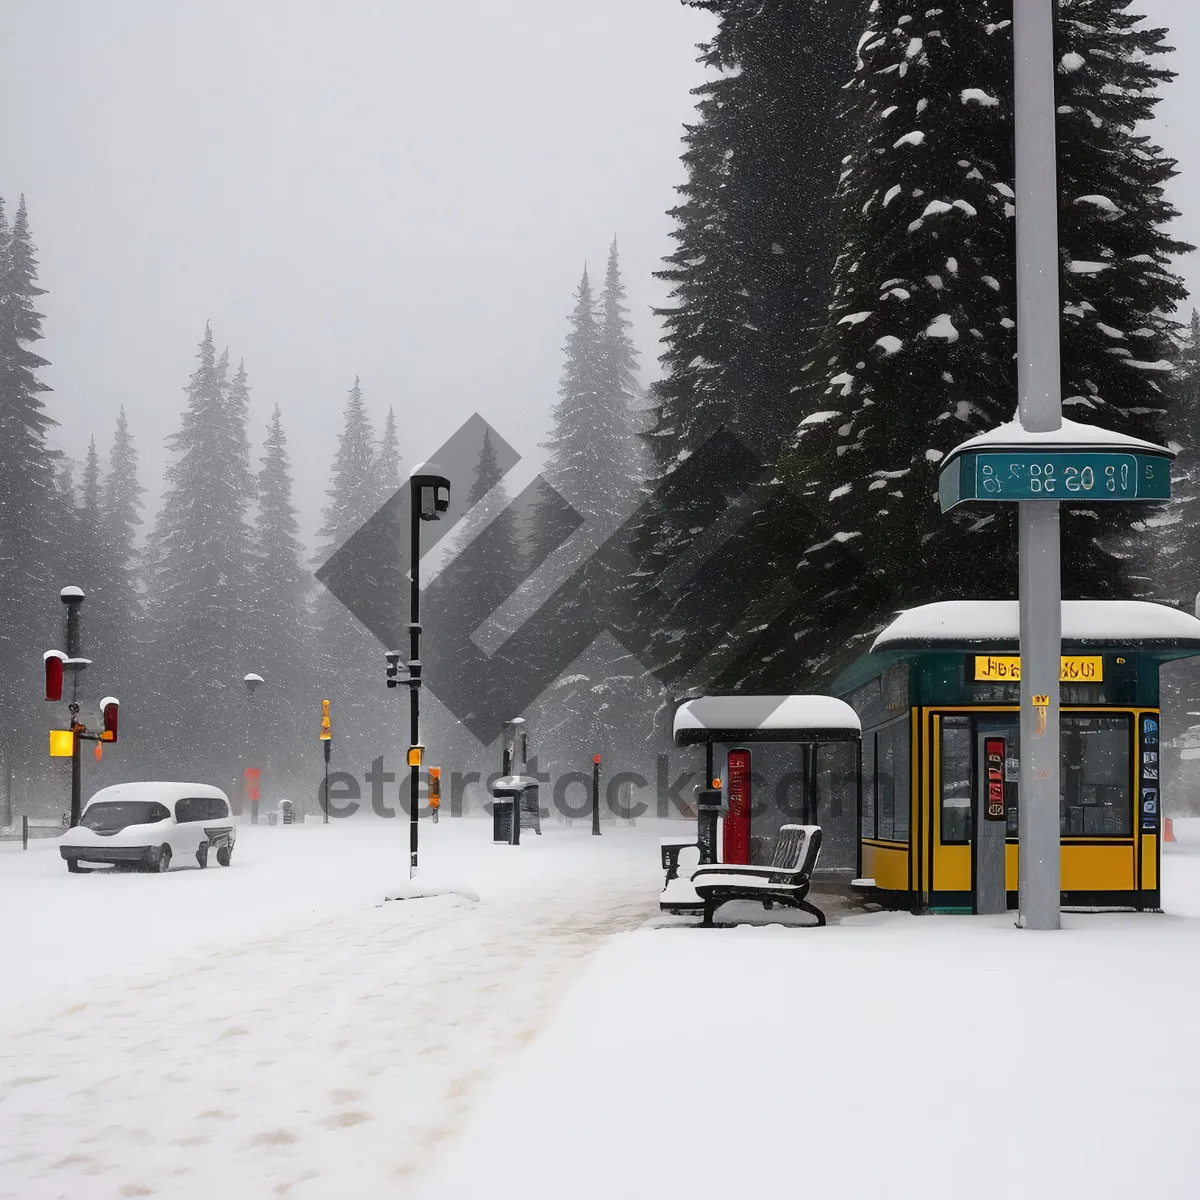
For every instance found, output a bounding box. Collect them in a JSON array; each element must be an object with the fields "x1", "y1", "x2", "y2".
[
  {"x1": 1014, "y1": 0, "x2": 1063, "y2": 929},
  {"x1": 63, "y1": 590, "x2": 84, "y2": 828},
  {"x1": 409, "y1": 493, "x2": 421, "y2": 878}
]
